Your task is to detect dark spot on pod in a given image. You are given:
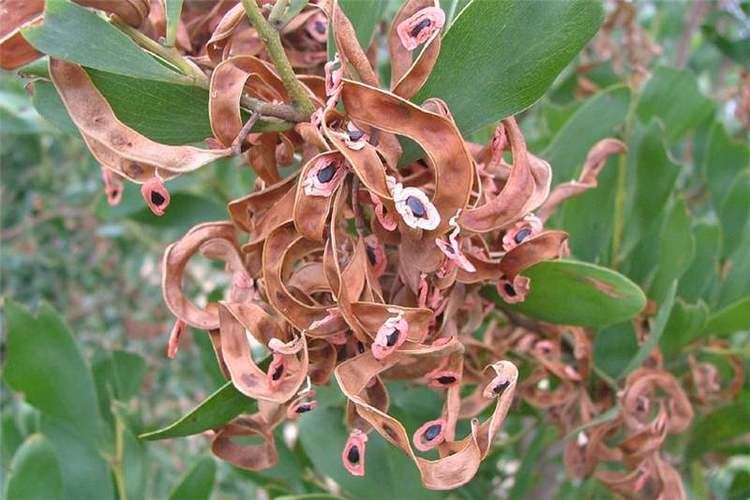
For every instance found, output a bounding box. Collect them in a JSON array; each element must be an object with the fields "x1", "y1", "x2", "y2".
[
  {"x1": 385, "y1": 329, "x2": 400, "y2": 347},
  {"x1": 437, "y1": 375, "x2": 456, "y2": 385},
  {"x1": 151, "y1": 191, "x2": 166, "y2": 206},
  {"x1": 424, "y1": 424, "x2": 441, "y2": 441},
  {"x1": 295, "y1": 403, "x2": 311, "y2": 414},
  {"x1": 444, "y1": 244, "x2": 455, "y2": 254},
  {"x1": 348, "y1": 128, "x2": 364, "y2": 141},
  {"x1": 347, "y1": 445, "x2": 360, "y2": 464},
  {"x1": 316, "y1": 163, "x2": 337, "y2": 183},
  {"x1": 514, "y1": 227, "x2": 531, "y2": 244},
  {"x1": 406, "y1": 196, "x2": 426, "y2": 217},
  {"x1": 314, "y1": 20, "x2": 326, "y2": 34},
  {"x1": 366, "y1": 245, "x2": 377, "y2": 265},
  {"x1": 357, "y1": 341, "x2": 365, "y2": 354},
  {"x1": 493, "y1": 381, "x2": 509, "y2": 395},
  {"x1": 110, "y1": 189, "x2": 118, "y2": 198},
  {"x1": 409, "y1": 18, "x2": 431, "y2": 37},
  {"x1": 503, "y1": 283, "x2": 516, "y2": 296},
  {"x1": 271, "y1": 364, "x2": 284, "y2": 381}
]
